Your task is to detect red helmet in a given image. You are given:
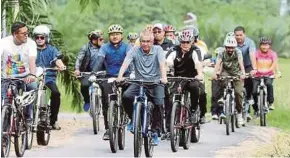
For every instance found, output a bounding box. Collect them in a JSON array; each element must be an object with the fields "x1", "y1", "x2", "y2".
[{"x1": 164, "y1": 25, "x2": 176, "y2": 32}]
